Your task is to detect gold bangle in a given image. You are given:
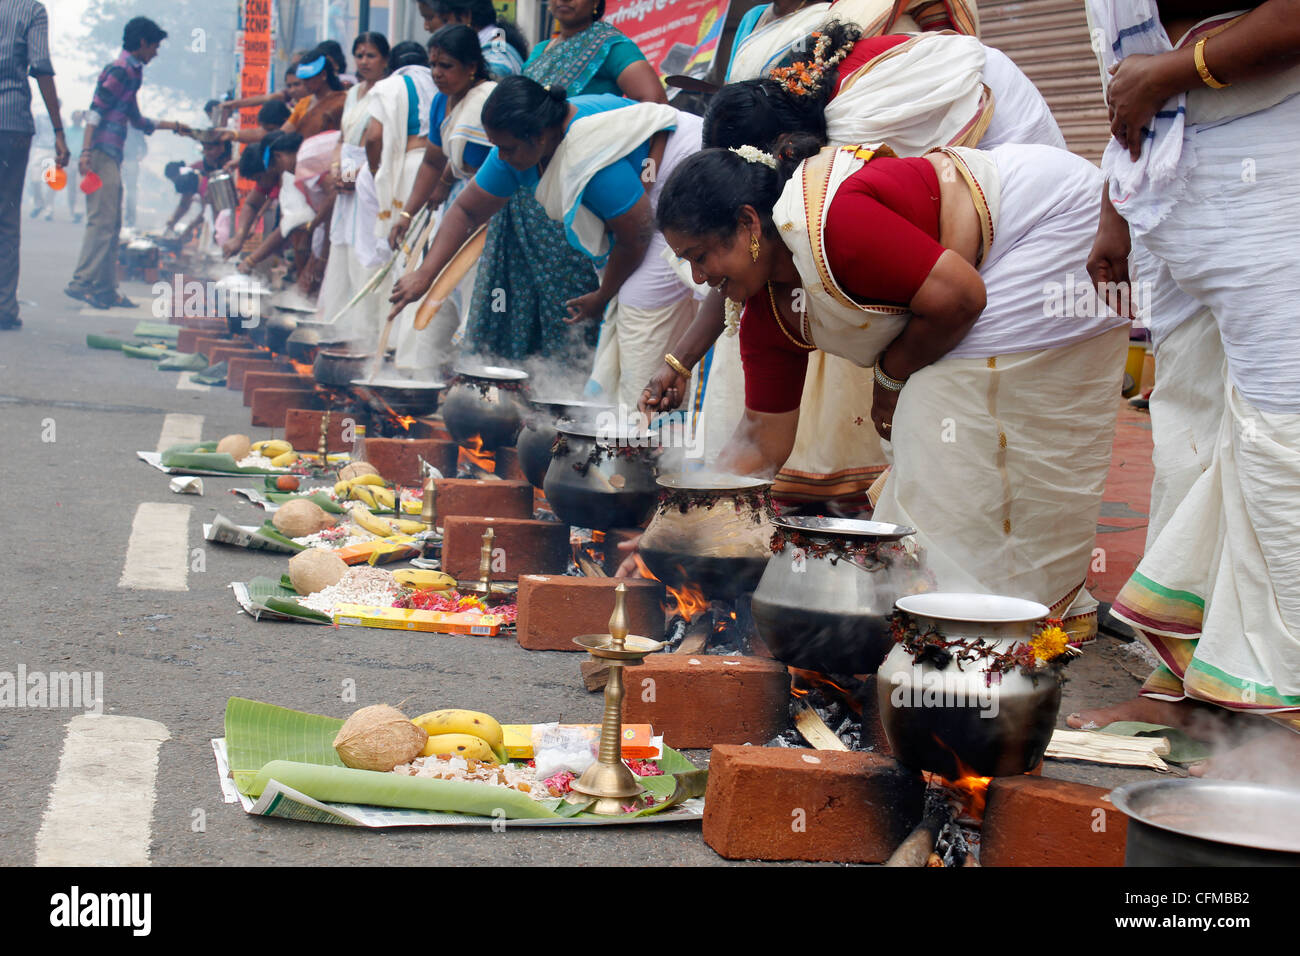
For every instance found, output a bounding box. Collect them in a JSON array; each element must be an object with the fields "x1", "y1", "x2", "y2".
[
  {"x1": 664, "y1": 353, "x2": 690, "y2": 378},
  {"x1": 1194, "y1": 37, "x2": 1229, "y2": 89},
  {"x1": 399, "y1": 210, "x2": 412, "y2": 220}
]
